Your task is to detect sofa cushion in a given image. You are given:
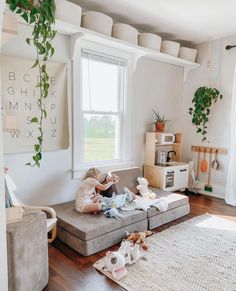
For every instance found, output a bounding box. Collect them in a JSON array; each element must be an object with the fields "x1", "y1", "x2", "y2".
[
  {"x1": 148, "y1": 204, "x2": 190, "y2": 229},
  {"x1": 57, "y1": 219, "x2": 148, "y2": 256},
  {"x1": 147, "y1": 189, "x2": 189, "y2": 218},
  {"x1": 53, "y1": 200, "x2": 147, "y2": 241},
  {"x1": 112, "y1": 167, "x2": 141, "y2": 194}
]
